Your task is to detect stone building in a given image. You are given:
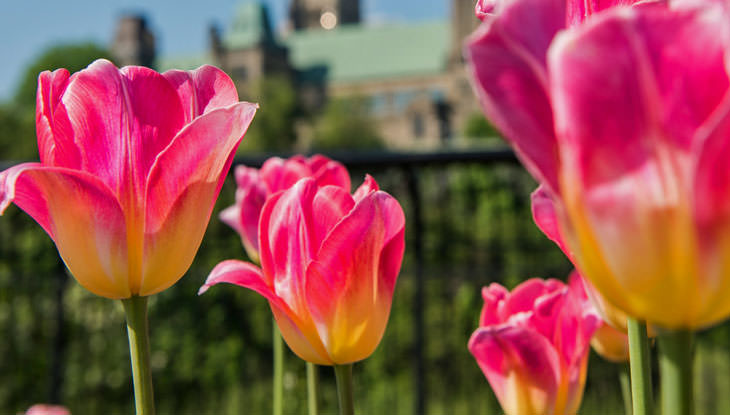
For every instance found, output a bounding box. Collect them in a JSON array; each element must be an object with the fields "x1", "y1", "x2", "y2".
[{"x1": 114, "y1": 0, "x2": 482, "y2": 149}]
